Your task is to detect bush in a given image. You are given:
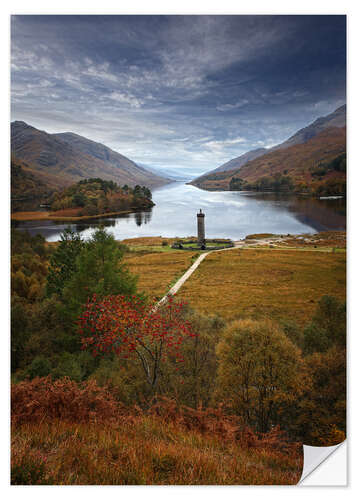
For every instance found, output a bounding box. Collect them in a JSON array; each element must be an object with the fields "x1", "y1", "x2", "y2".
[
  {"x1": 11, "y1": 377, "x2": 122, "y2": 424},
  {"x1": 281, "y1": 320, "x2": 304, "y2": 349},
  {"x1": 11, "y1": 448, "x2": 49, "y2": 485},
  {"x1": 216, "y1": 318, "x2": 304, "y2": 433},
  {"x1": 303, "y1": 295, "x2": 346, "y2": 354},
  {"x1": 26, "y1": 356, "x2": 52, "y2": 379},
  {"x1": 51, "y1": 352, "x2": 83, "y2": 381}
]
